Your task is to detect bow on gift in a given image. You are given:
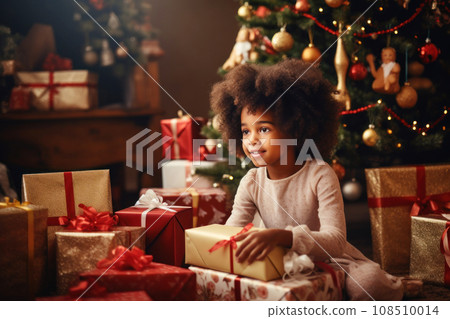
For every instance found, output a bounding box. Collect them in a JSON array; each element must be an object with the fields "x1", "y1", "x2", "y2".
[
  {"x1": 135, "y1": 190, "x2": 177, "y2": 213},
  {"x1": 96, "y1": 245, "x2": 153, "y2": 271},
  {"x1": 411, "y1": 197, "x2": 450, "y2": 217},
  {"x1": 42, "y1": 53, "x2": 73, "y2": 71},
  {"x1": 208, "y1": 223, "x2": 253, "y2": 274},
  {"x1": 59, "y1": 203, "x2": 118, "y2": 231}
]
